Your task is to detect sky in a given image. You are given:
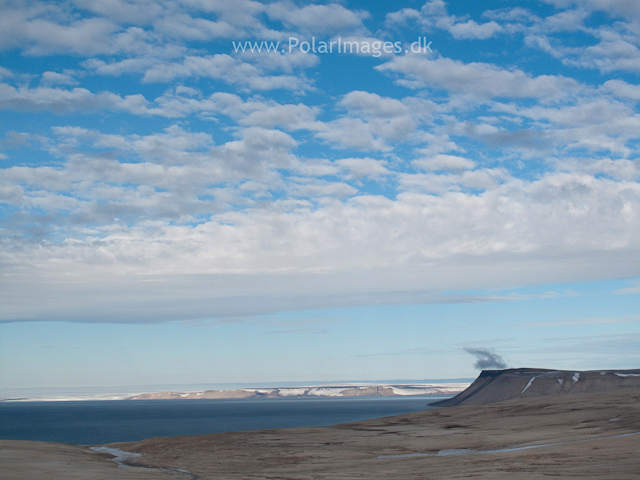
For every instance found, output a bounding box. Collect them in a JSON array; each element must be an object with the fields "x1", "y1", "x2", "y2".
[{"x1": 0, "y1": 0, "x2": 639, "y2": 394}]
